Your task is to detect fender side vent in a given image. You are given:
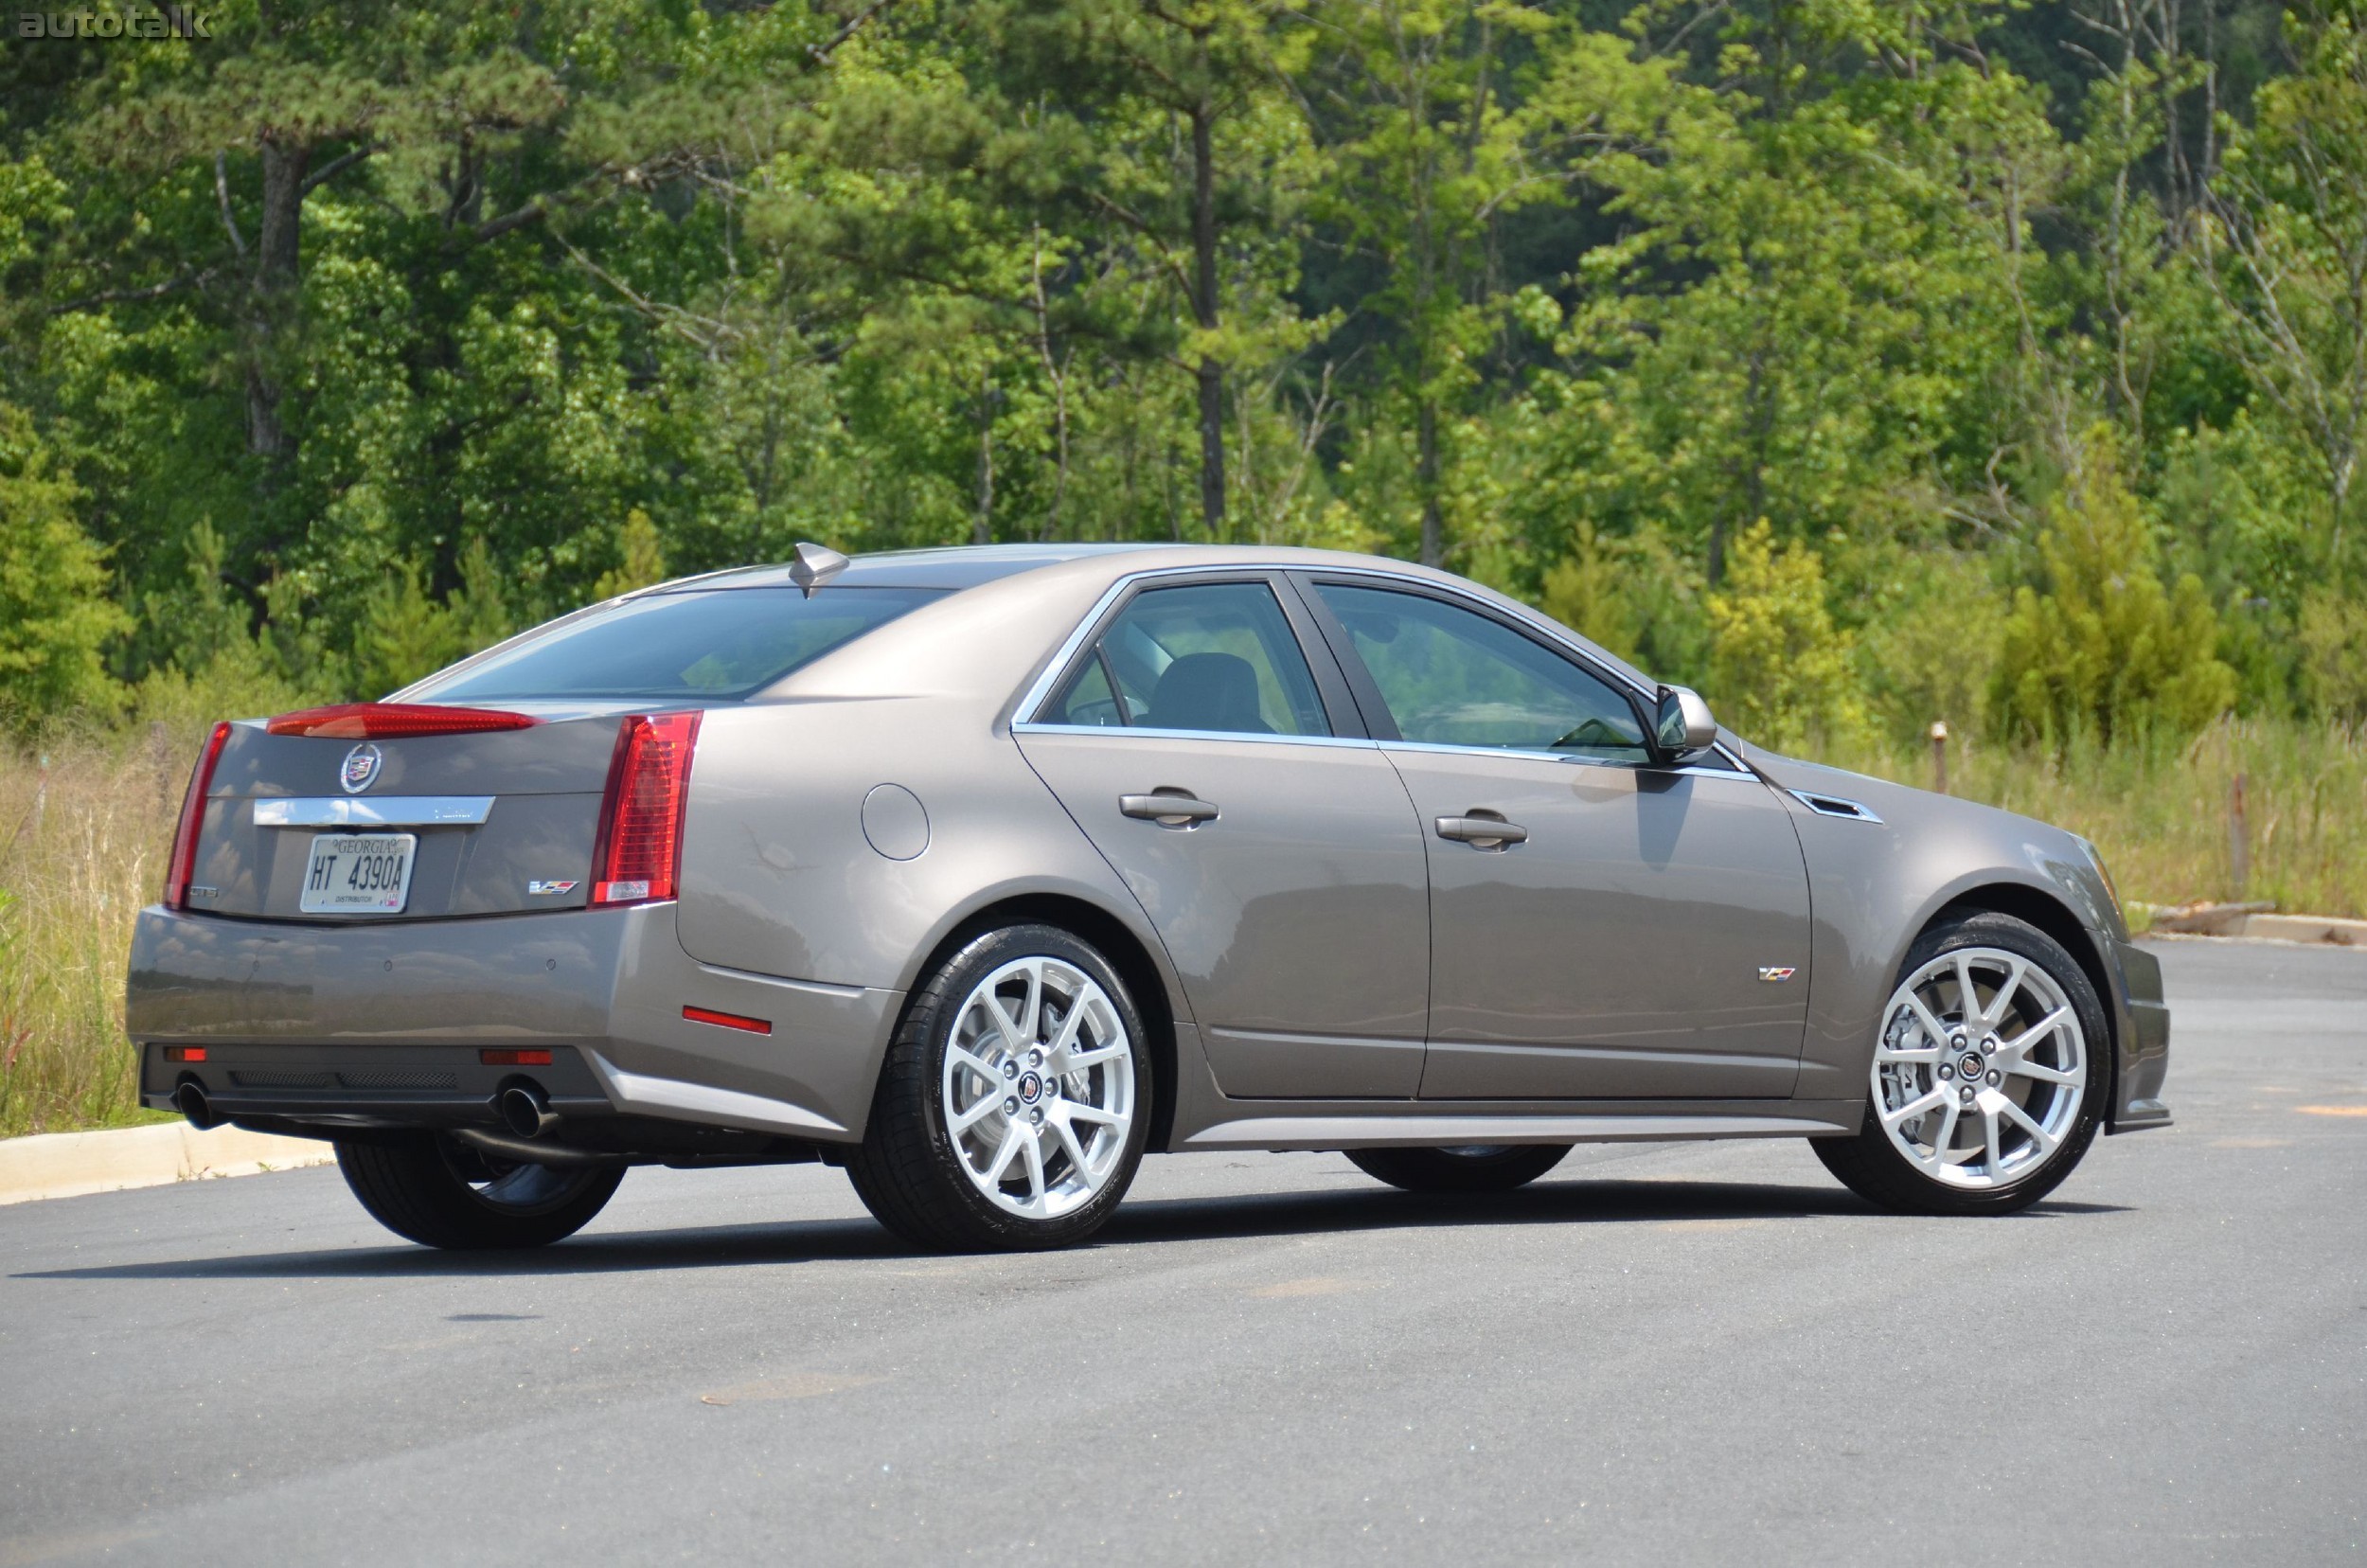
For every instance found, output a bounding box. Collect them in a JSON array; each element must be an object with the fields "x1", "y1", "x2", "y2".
[{"x1": 1787, "y1": 789, "x2": 1883, "y2": 824}]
